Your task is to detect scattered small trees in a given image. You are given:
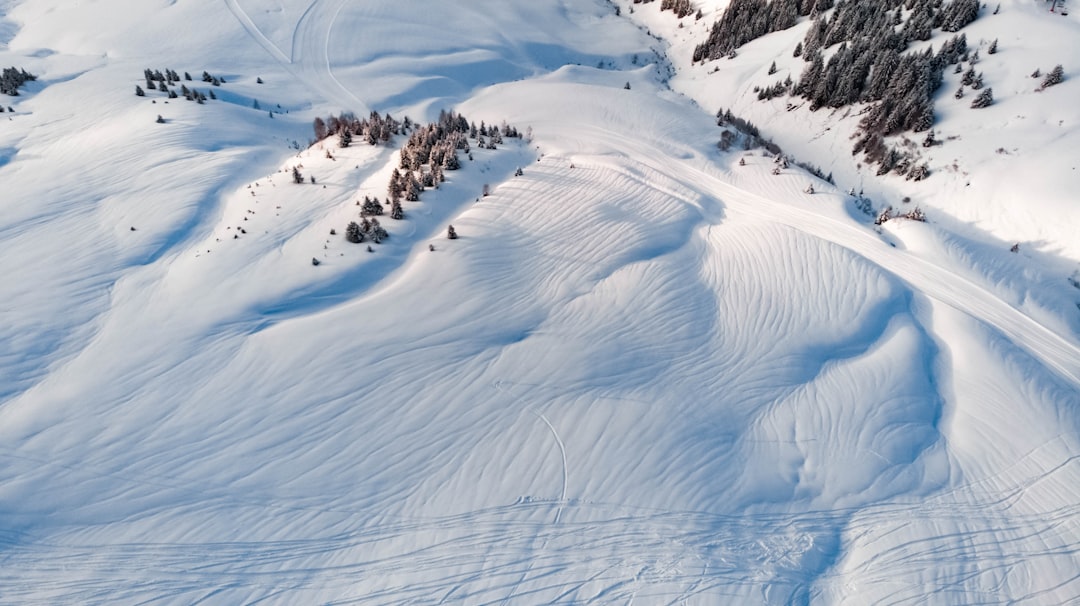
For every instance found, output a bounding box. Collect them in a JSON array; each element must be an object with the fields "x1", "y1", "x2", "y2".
[
  {"x1": 135, "y1": 85, "x2": 145, "y2": 97},
  {"x1": 447, "y1": 225, "x2": 458, "y2": 239},
  {"x1": 292, "y1": 166, "x2": 304, "y2": 184}
]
